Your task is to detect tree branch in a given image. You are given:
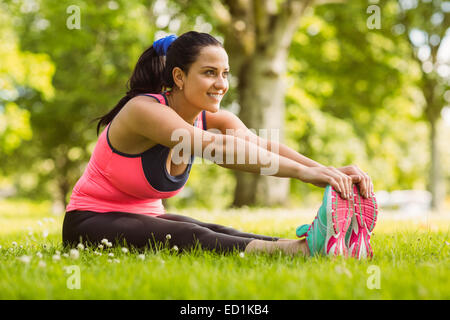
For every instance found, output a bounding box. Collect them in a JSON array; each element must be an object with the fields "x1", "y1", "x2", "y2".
[
  {"x1": 267, "y1": 0, "x2": 314, "y2": 57},
  {"x1": 210, "y1": 0, "x2": 232, "y2": 27}
]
